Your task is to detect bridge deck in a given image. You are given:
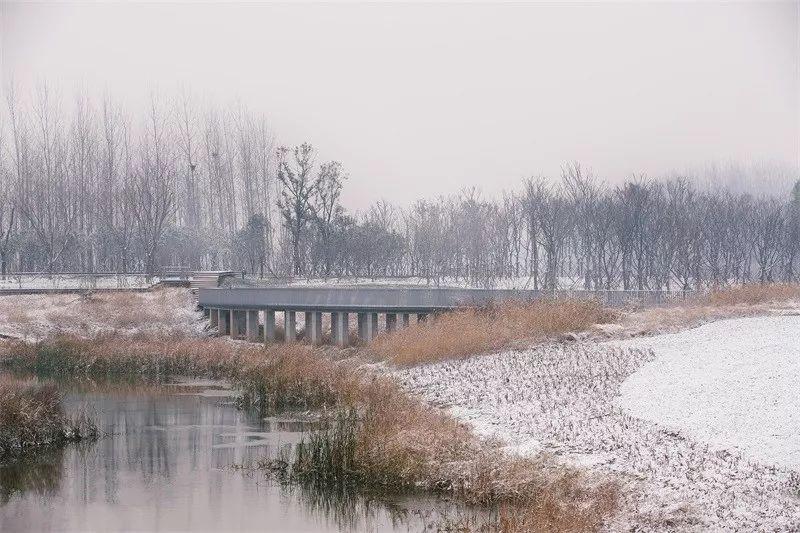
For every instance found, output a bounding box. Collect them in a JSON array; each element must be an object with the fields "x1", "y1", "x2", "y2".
[{"x1": 197, "y1": 287, "x2": 688, "y2": 313}]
